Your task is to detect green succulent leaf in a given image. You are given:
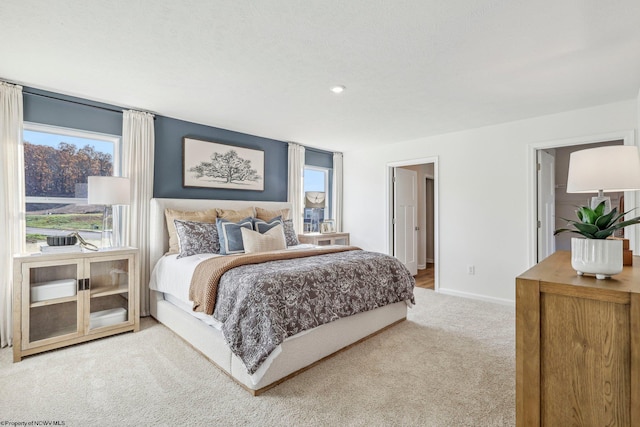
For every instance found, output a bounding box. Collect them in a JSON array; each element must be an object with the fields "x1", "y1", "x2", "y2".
[
  {"x1": 594, "y1": 229, "x2": 615, "y2": 239},
  {"x1": 595, "y1": 208, "x2": 618, "y2": 229},
  {"x1": 572, "y1": 222, "x2": 599, "y2": 236},
  {"x1": 609, "y1": 209, "x2": 637, "y2": 225},
  {"x1": 553, "y1": 228, "x2": 576, "y2": 236},
  {"x1": 578, "y1": 206, "x2": 597, "y2": 224},
  {"x1": 554, "y1": 204, "x2": 640, "y2": 239},
  {"x1": 606, "y1": 217, "x2": 640, "y2": 232}
]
